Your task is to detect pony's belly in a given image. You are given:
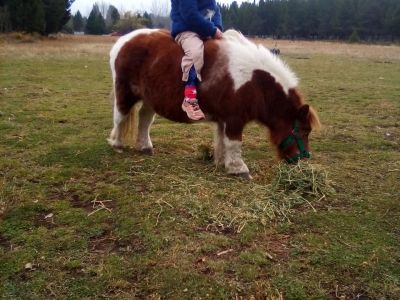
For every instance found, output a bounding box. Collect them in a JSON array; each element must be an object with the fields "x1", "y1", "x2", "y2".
[{"x1": 151, "y1": 101, "x2": 191, "y2": 124}]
